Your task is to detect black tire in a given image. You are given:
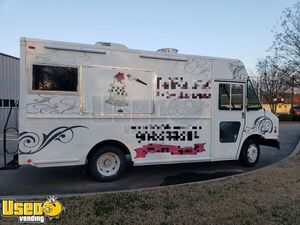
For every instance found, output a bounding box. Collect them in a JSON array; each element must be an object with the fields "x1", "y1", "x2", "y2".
[
  {"x1": 88, "y1": 145, "x2": 127, "y2": 181},
  {"x1": 239, "y1": 139, "x2": 260, "y2": 167}
]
